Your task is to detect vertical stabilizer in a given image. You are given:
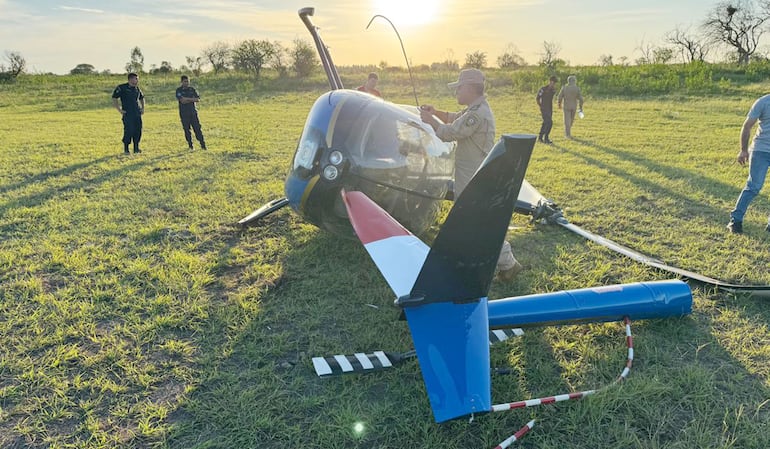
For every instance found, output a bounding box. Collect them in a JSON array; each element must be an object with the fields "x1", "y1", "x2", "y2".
[{"x1": 401, "y1": 134, "x2": 536, "y2": 306}]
